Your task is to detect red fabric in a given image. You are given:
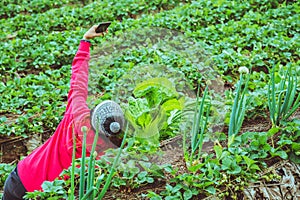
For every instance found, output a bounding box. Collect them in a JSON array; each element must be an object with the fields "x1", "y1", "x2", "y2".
[{"x1": 18, "y1": 41, "x2": 114, "y2": 192}]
